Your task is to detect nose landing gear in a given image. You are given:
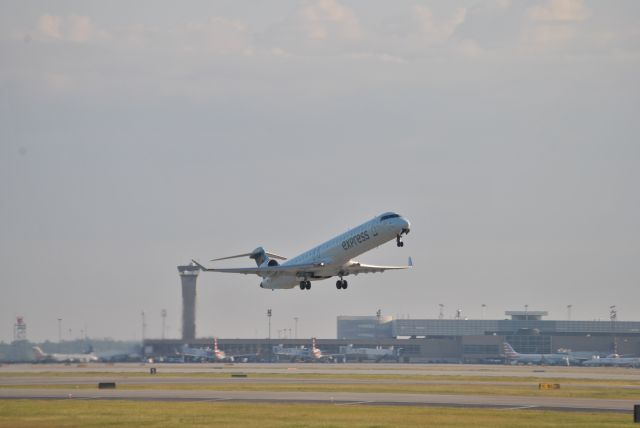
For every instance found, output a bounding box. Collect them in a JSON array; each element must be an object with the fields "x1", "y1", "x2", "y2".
[{"x1": 396, "y1": 228, "x2": 410, "y2": 247}]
